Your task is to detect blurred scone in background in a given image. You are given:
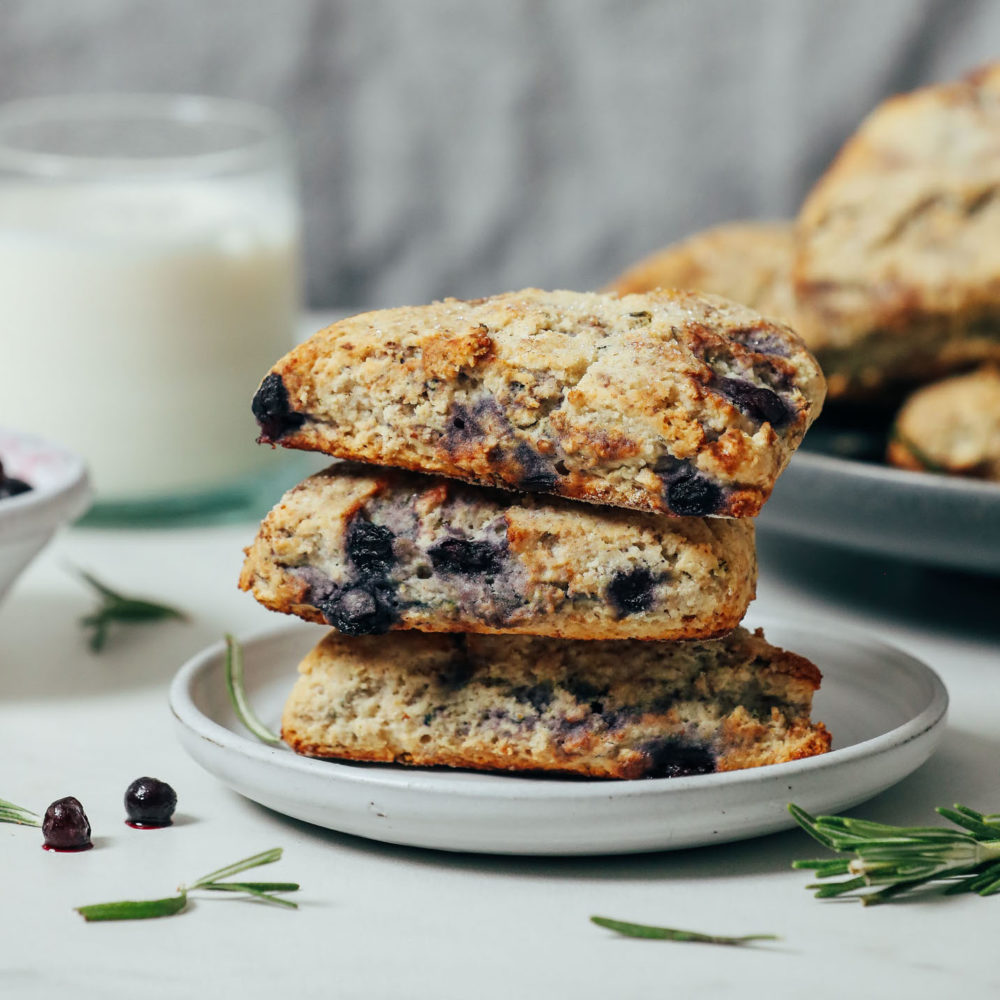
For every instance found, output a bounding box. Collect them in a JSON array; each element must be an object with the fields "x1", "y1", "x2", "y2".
[{"x1": 2, "y1": 0, "x2": 997, "y2": 310}]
